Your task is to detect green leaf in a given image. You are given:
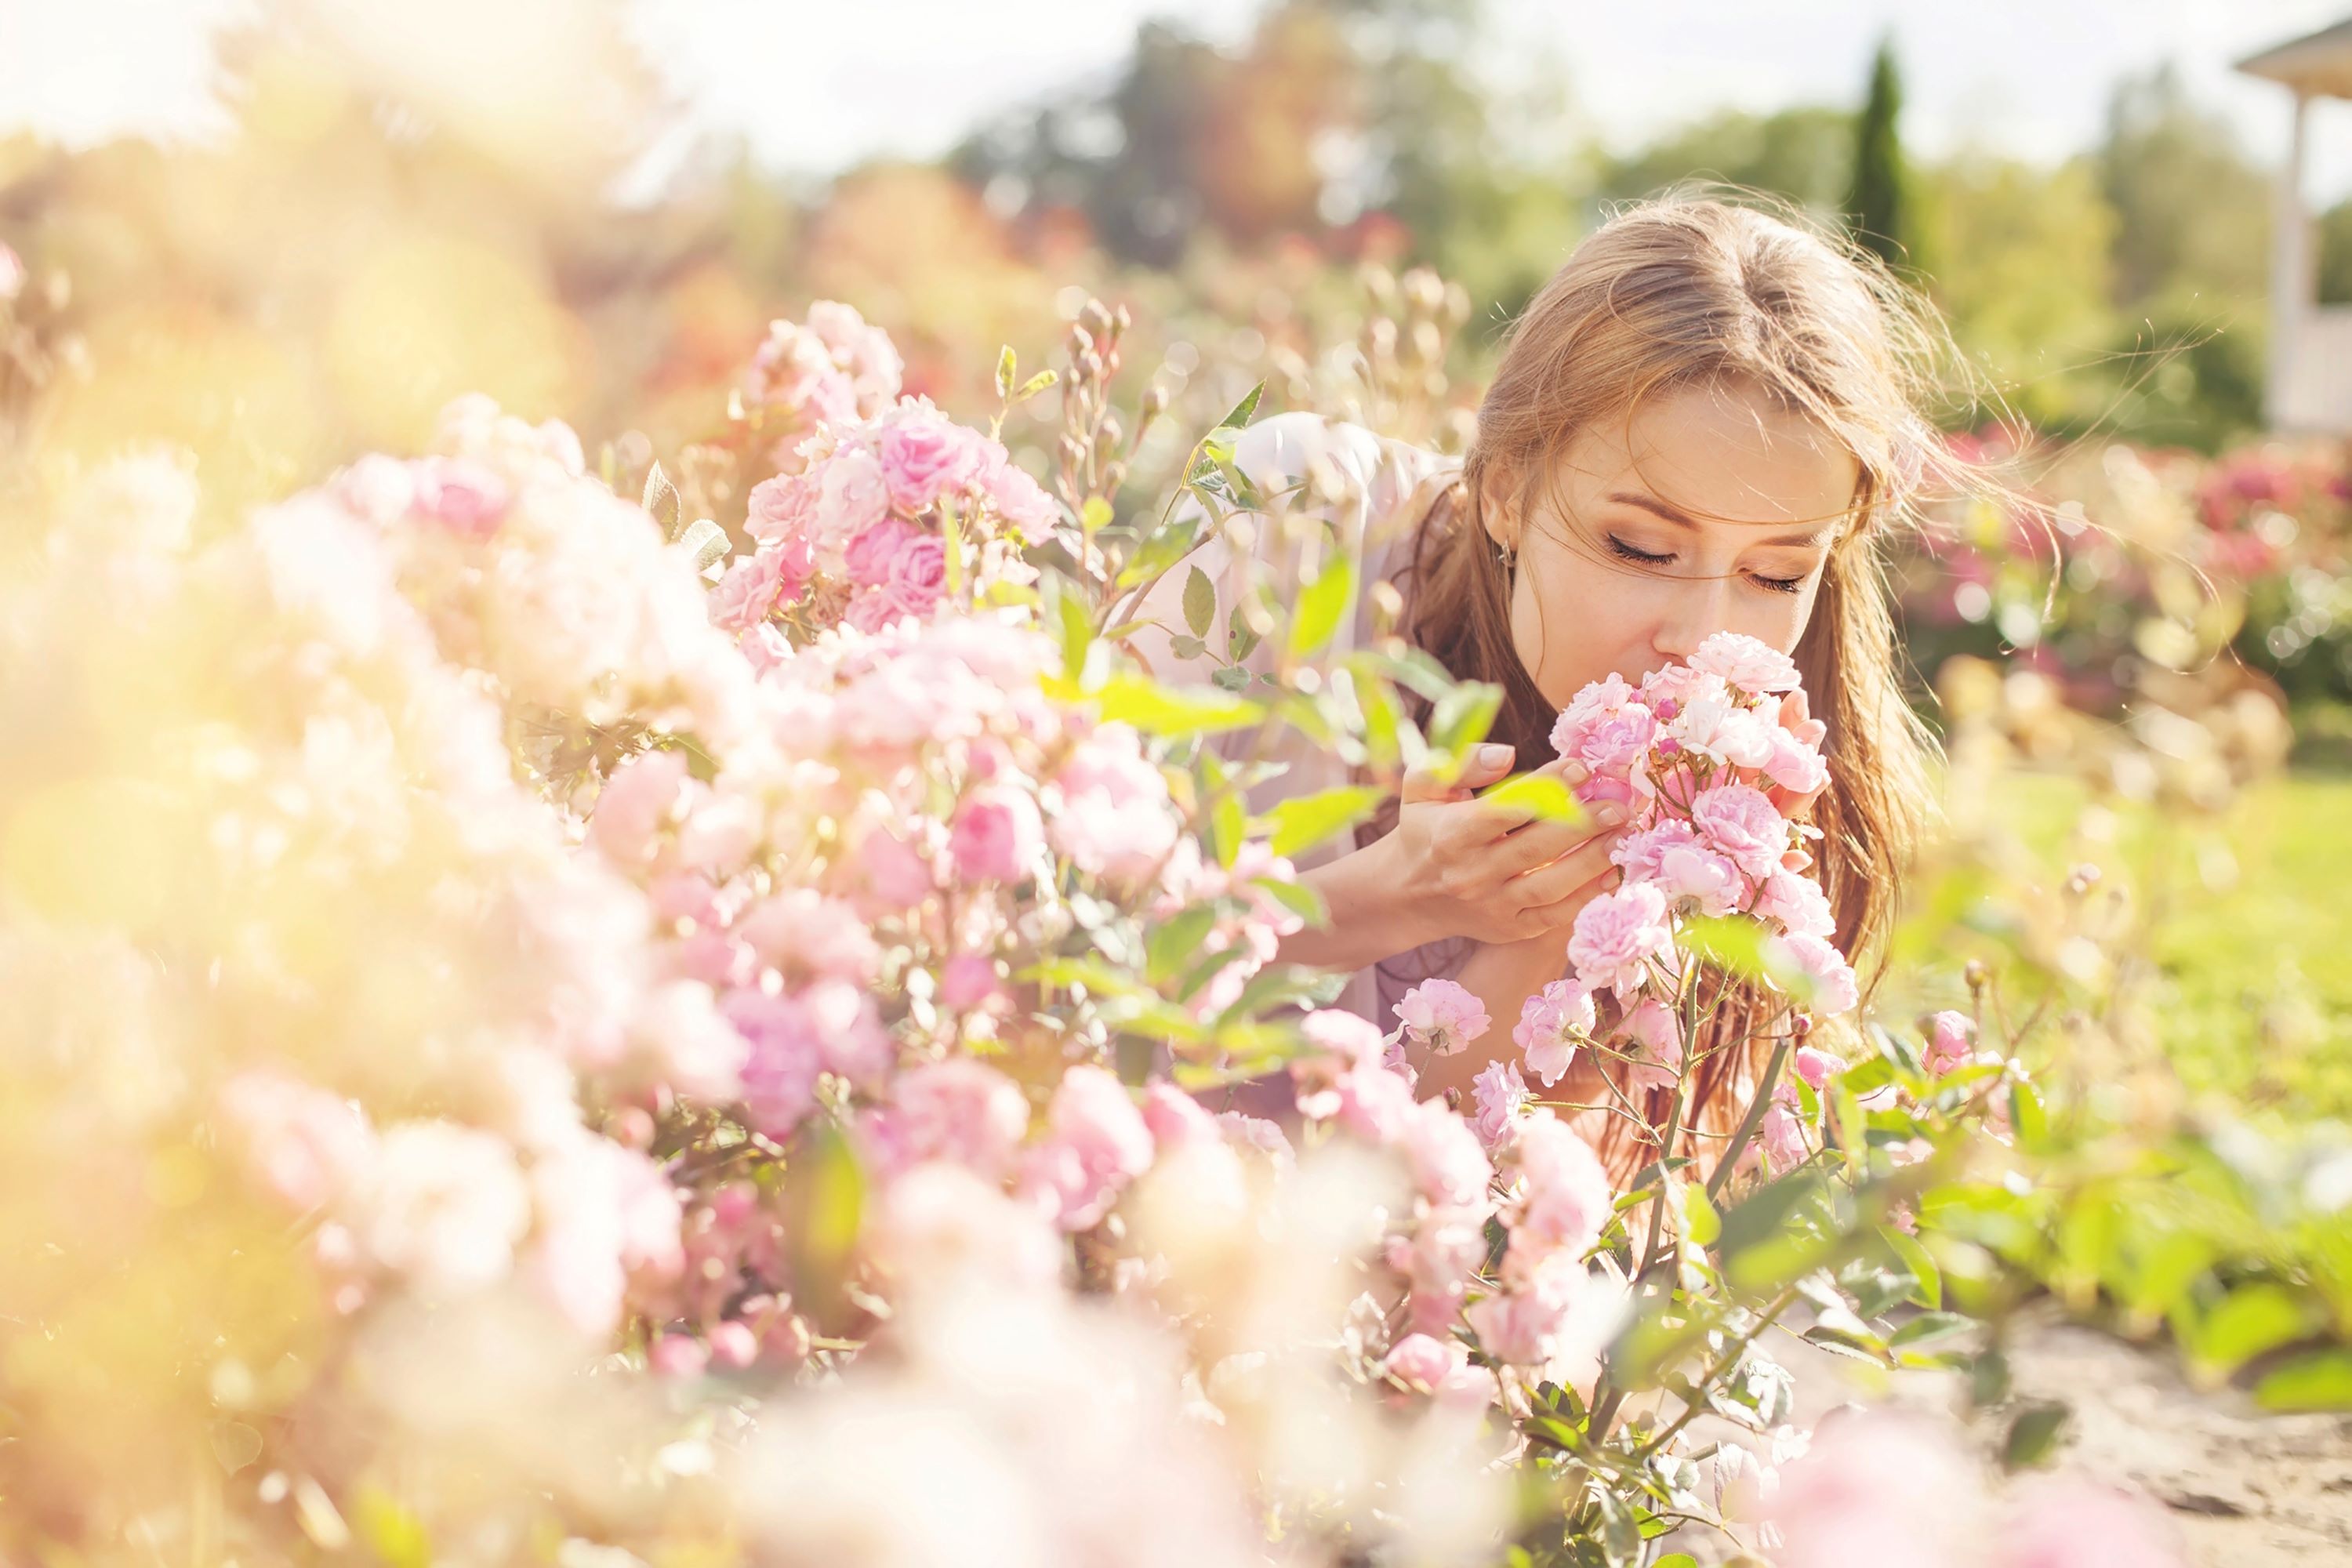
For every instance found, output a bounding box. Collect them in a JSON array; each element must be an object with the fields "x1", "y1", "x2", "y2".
[
  {"x1": 1218, "y1": 381, "x2": 1265, "y2": 429},
  {"x1": 1889, "y1": 1312, "x2": 1976, "y2": 1348},
  {"x1": 1425, "y1": 681, "x2": 1504, "y2": 757},
  {"x1": 1882, "y1": 1225, "x2": 1943, "y2": 1309},
  {"x1": 1656, "y1": 1555, "x2": 1699, "y2": 1568},
  {"x1": 1259, "y1": 784, "x2": 1385, "y2": 858},
  {"x1": 1148, "y1": 906, "x2": 1219, "y2": 987},
  {"x1": 1682, "y1": 916, "x2": 1770, "y2": 980},
  {"x1": 642, "y1": 460, "x2": 681, "y2": 537},
  {"x1": 1479, "y1": 770, "x2": 1588, "y2": 826},
  {"x1": 1184, "y1": 565, "x2": 1217, "y2": 638},
  {"x1": 1017, "y1": 368, "x2": 1059, "y2": 401},
  {"x1": 675, "y1": 516, "x2": 730, "y2": 573},
  {"x1": 1054, "y1": 579, "x2": 1094, "y2": 677},
  {"x1": 1679, "y1": 1181, "x2": 1721, "y2": 1248},
  {"x1": 996, "y1": 344, "x2": 1018, "y2": 400},
  {"x1": 1228, "y1": 610, "x2": 1262, "y2": 664},
  {"x1": 2254, "y1": 1349, "x2": 2352, "y2": 1413},
  {"x1": 1169, "y1": 634, "x2": 1207, "y2": 659},
  {"x1": 1212, "y1": 791, "x2": 1247, "y2": 869},
  {"x1": 1115, "y1": 513, "x2": 1200, "y2": 590},
  {"x1": 351, "y1": 1486, "x2": 432, "y2": 1568},
  {"x1": 1289, "y1": 554, "x2": 1355, "y2": 659},
  {"x1": 2002, "y1": 1400, "x2": 2071, "y2": 1470},
  {"x1": 2192, "y1": 1283, "x2": 2321, "y2": 1375},
  {"x1": 1092, "y1": 673, "x2": 1262, "y2": 736},
  {"x1": 1081, "y1": 495, "x2": 1114, "y2": 535},
  {"x1": 1254, "y1": 873, "x2": 1328, "y2": 928}
]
